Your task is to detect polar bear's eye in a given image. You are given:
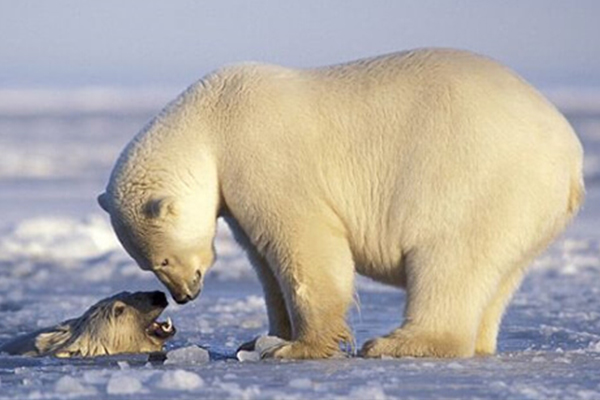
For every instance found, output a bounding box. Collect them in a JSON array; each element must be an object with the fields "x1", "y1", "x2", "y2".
[{"x1": 160, "y1": 259, "x2": 170, "y2": 267}]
